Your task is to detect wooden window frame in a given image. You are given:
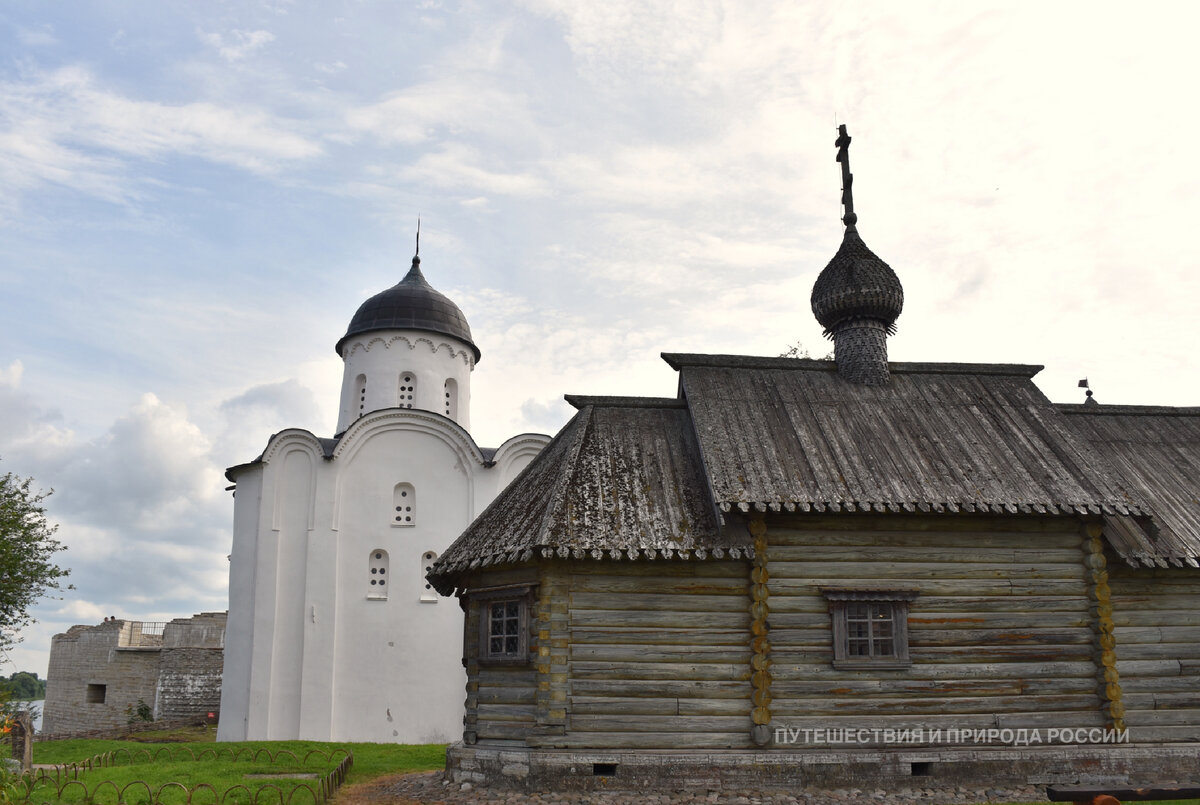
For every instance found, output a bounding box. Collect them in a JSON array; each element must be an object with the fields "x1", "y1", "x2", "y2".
[
  {"x1": 474, "y1": 585, "x2": 535, "y2": 665},
  {"x1": 823, "y1": 588, "x2": 918, "y2": 670}
]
